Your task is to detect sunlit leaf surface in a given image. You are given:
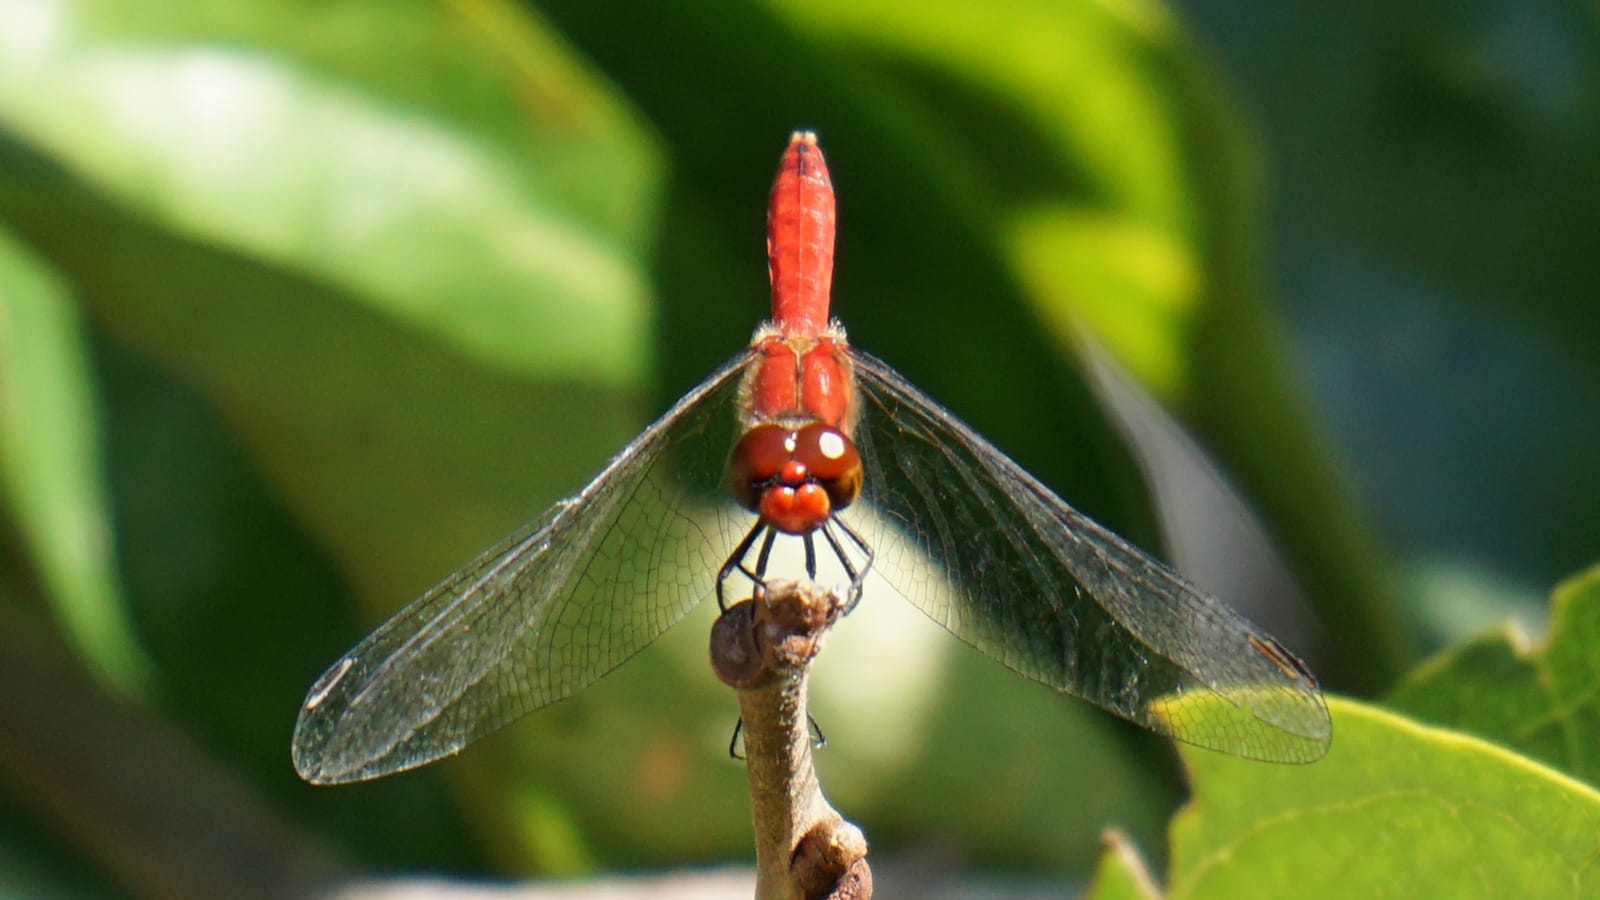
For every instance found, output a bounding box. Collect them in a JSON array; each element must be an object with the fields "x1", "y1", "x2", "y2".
[
  {"x1": 0, "y1": 226, "x2": 147, "y2": 694},
  {"x1": 1089, "y1": 697, "x2": 1600, "y2": 898},
  {"x1": 1389, "y1": 564, "x2": 1600, "y2": 786}
]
